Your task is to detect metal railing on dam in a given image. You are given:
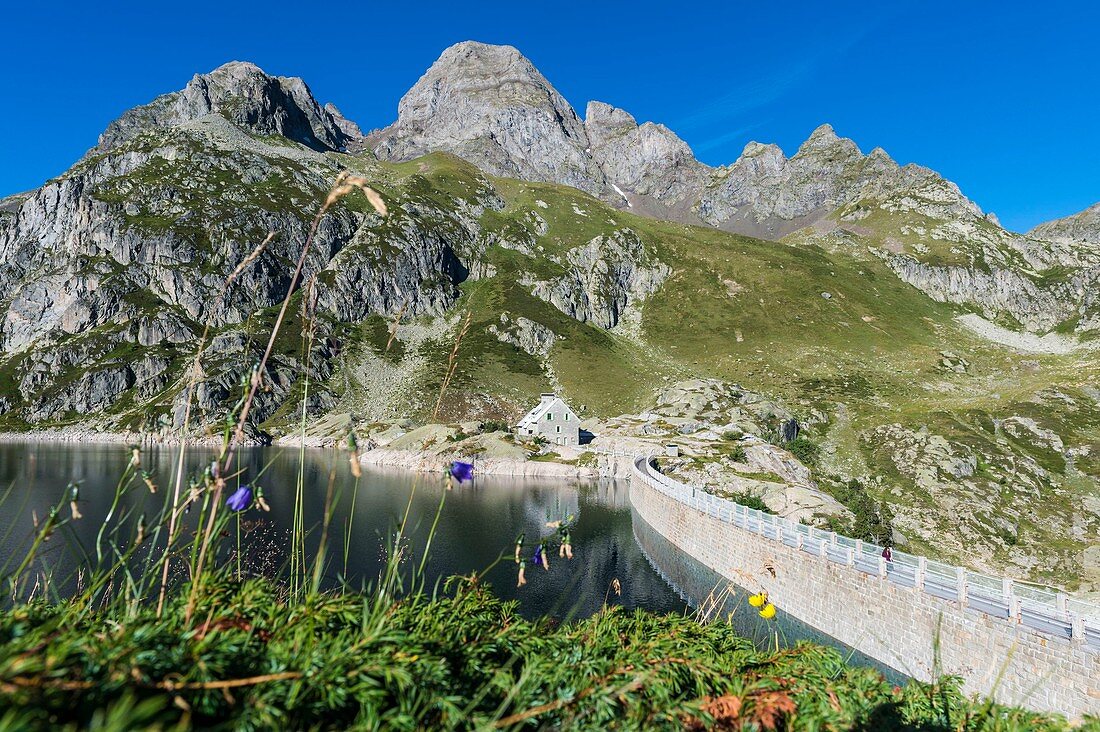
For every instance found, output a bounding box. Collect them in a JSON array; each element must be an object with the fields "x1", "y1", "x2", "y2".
[
  {"x1": 630, "y1": 455, "x2": 1098, "y2": 646},
  {"x1": 629, "y1": 454, "x2": 1100, "y2": 717}
]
